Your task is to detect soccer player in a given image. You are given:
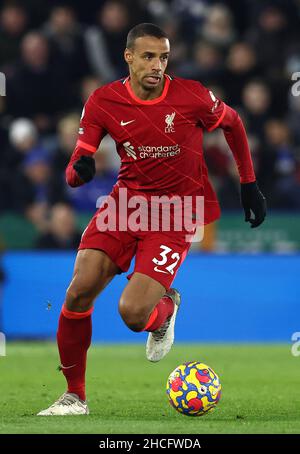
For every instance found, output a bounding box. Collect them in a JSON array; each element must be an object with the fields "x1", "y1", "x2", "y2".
[{"x1": 38, "y1": 23, "x2": 266, "y2": 415}]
